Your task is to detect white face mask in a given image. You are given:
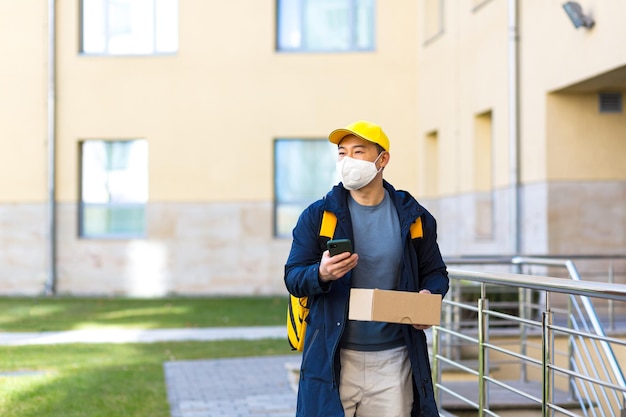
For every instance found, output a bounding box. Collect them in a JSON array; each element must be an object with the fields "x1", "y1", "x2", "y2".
[{"x1": 336, "y1": 153, "x2": 383, "y2": 191}]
